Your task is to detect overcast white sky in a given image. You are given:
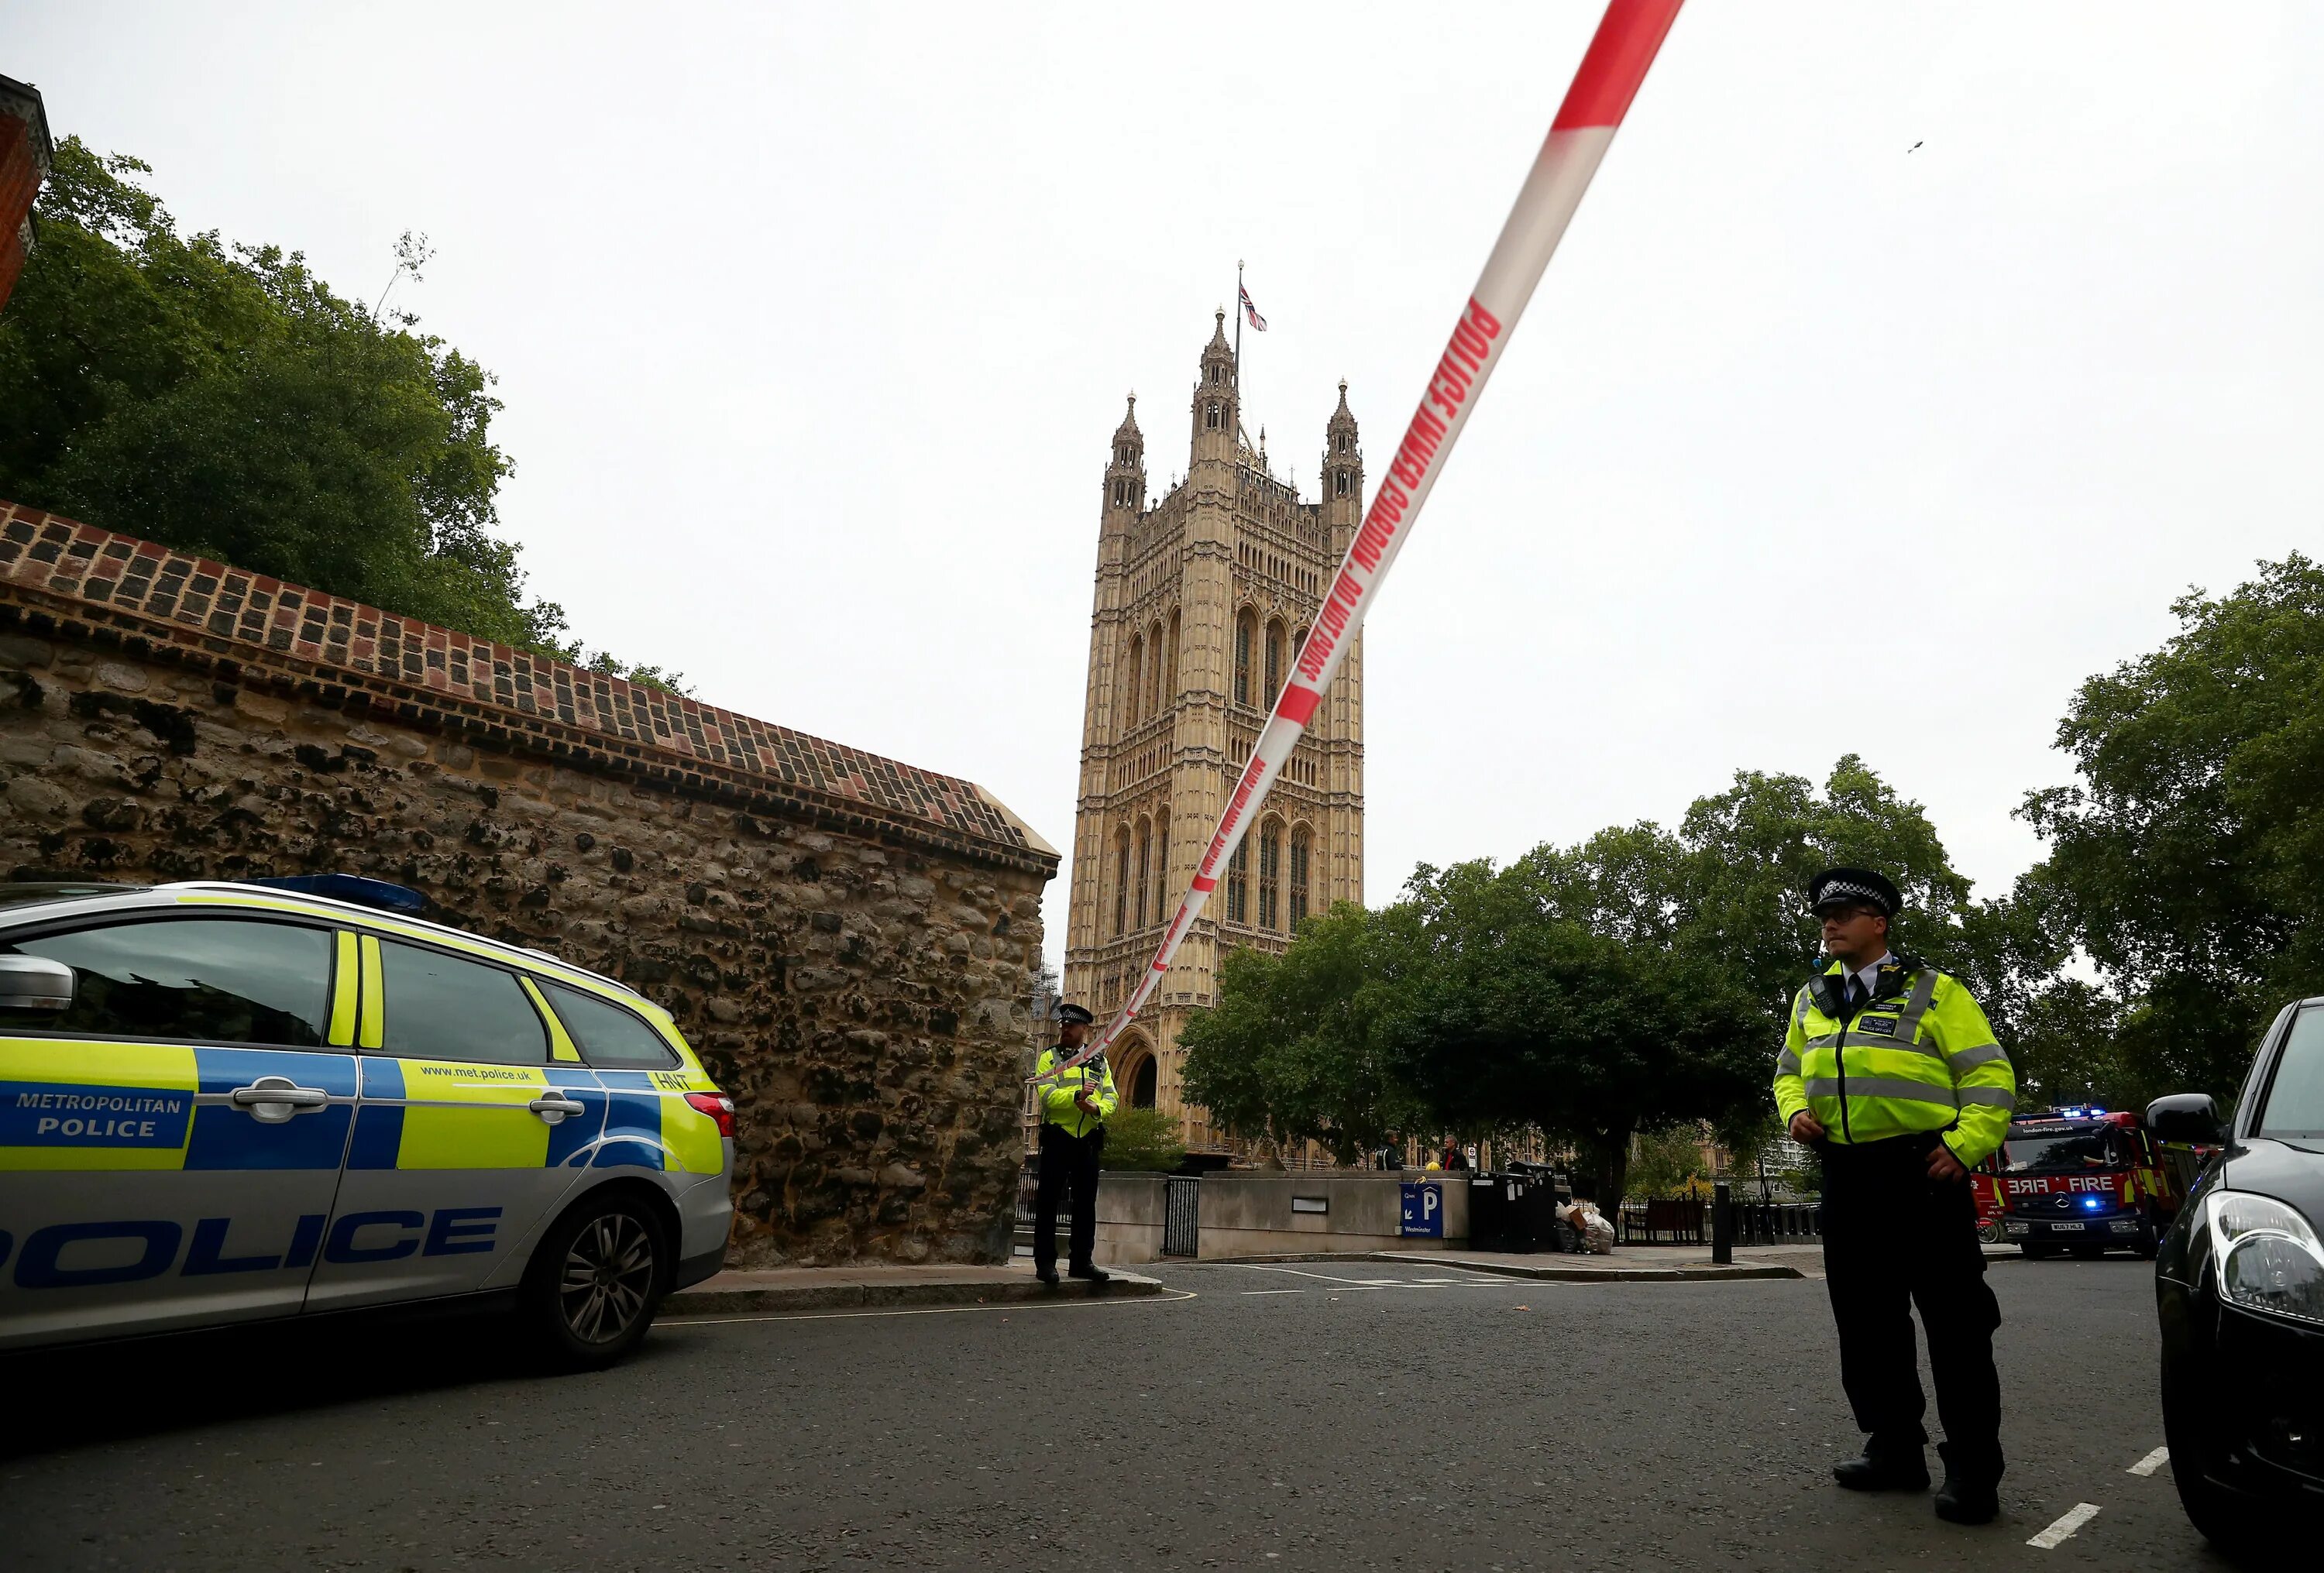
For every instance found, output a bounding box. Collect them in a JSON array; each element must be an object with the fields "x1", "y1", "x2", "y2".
[{"x1": 9, "y1": 3, "x2": 2321, "y2": 971}]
